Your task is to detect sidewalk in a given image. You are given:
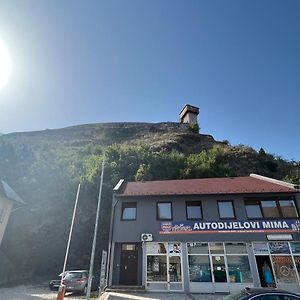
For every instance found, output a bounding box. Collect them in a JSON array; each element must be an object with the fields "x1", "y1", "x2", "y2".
[{"x1": 100, "y1": 291, "x2": 225, "y2": 300}]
